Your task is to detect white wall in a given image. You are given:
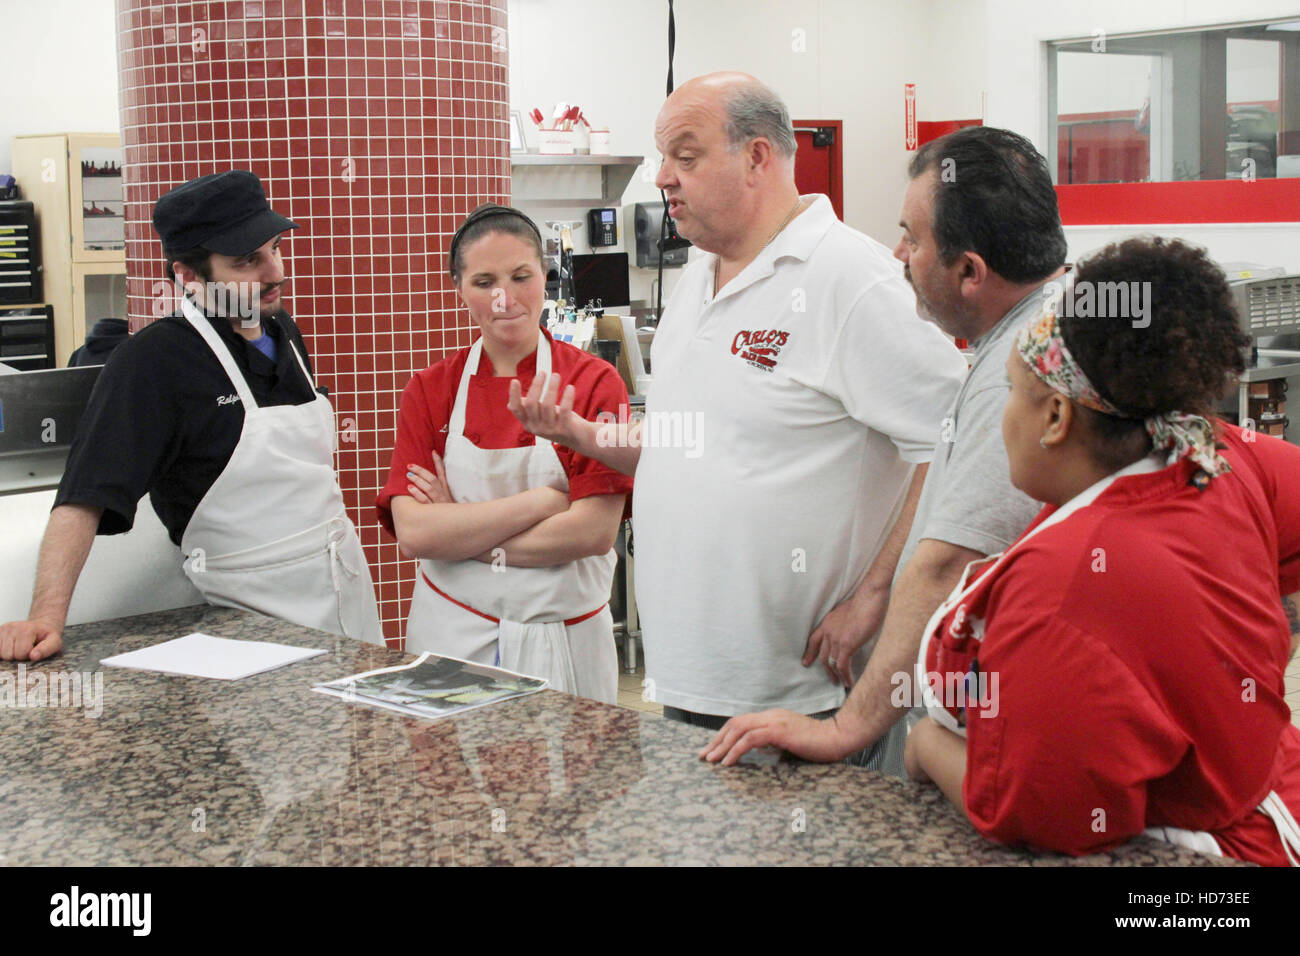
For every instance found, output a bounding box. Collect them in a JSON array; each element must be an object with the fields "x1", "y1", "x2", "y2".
[
  {"x1": 910, "y1": 0, "x2": 988, "y2": 122},
  {"x1": 5, "y1": 0, "x2": 1298, "y2": 276},
  {"x1": 507, "y1": 0, "x2": 960, "y2": 306},
  {"x1": 0, "y1": 0, "x2": 120, "y2": 178}
]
